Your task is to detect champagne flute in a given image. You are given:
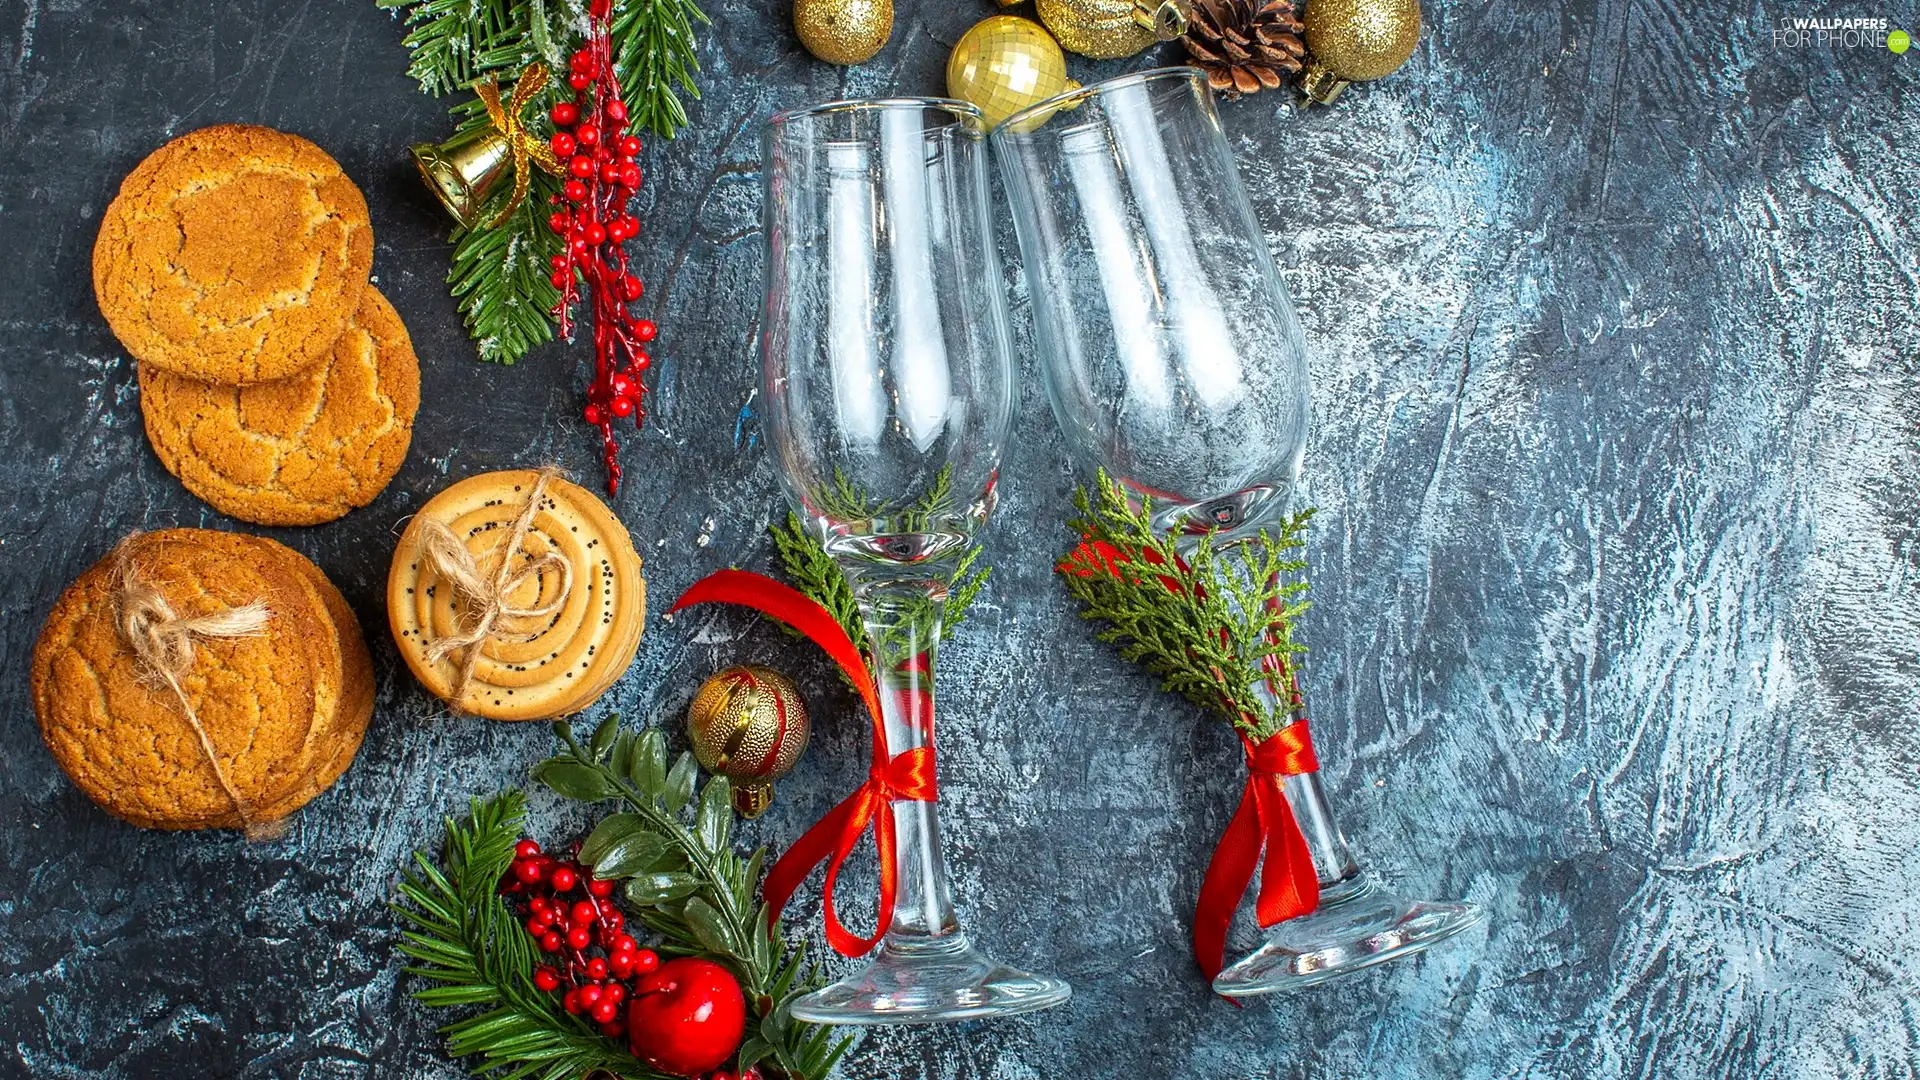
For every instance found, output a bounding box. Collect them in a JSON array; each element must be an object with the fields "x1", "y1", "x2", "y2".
[
  {"x1": 993, "y1": 68, "x2": 1482, "y2": 995},
  {"x1": 760, "y1": 96, "x2": 1073, "y2": 1023}
]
